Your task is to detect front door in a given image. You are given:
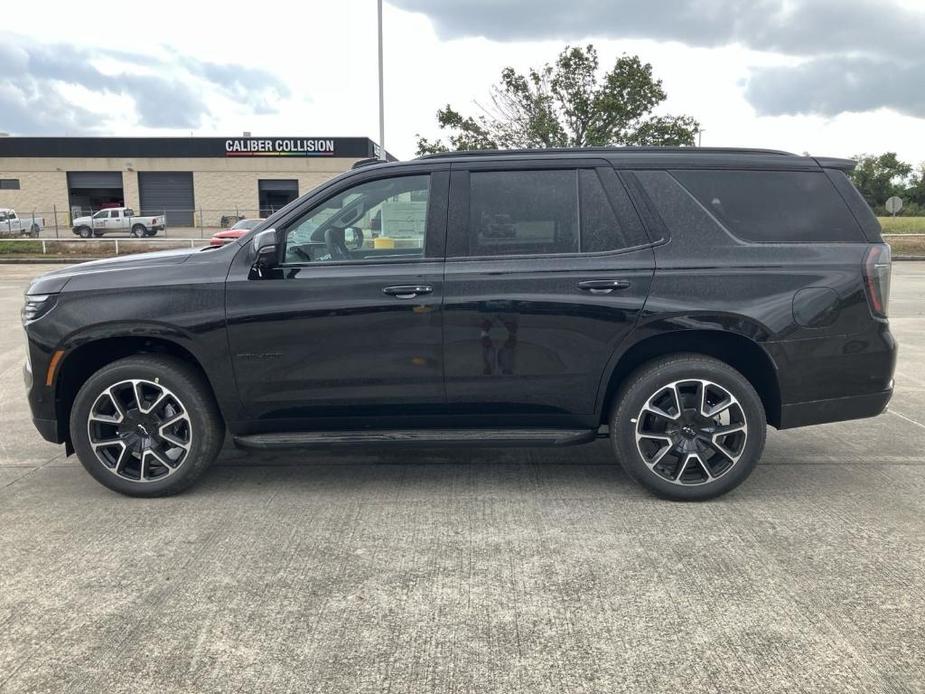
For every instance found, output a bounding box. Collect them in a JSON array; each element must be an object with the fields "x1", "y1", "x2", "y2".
[
  {"x1": 442, "y1": 162, "x2": 655, "y2": 425},
  {"x1": 225, "y1": 167, "x2": 449, "y2": 429}
]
